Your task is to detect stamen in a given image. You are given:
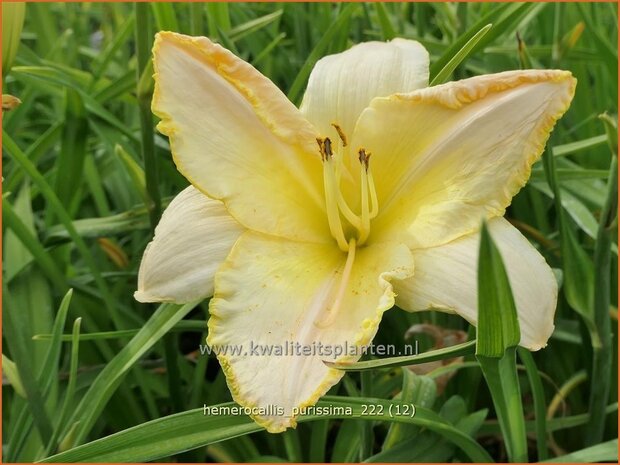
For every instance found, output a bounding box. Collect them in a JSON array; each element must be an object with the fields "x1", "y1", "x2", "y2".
[
  {"x1": 319, "y1": 133, "x2": 378, "y2": 249},
  {"x1": 357, "y1": 149, "x2": 379, "y2": 243},
  {"x1": 334, "y1": 155, "x2": 355, "y2": 185},
  {"x1": 358, "y1": 149, "x2": 371, "y2": 243},
  {"x1": 367, "y1": 169, "x2": 379, "y2": 219},
  {"x1": 322, "y1": 139, "x2": 349, "y2": 252},
  {"x1": 316, "y1": 138, "x2": 325, "y2": 160},
  {"x1": 358, "y1": 148, "x2": 370, "y2": 171},
  {"x1": 336, "y1": 192, "x2": 362, "y2": 231},
  {"x1": 324, "y1": 137, "x2": 333, "y2": 158},
  {"x1": 317, "y1": 137, "x2": 335, "y2": 162},
  {"x1": 331, "y1": 123, "x2": 348, "y2": 147},
  {"x1": 315, "y1": 238, "x2": 356, "y2": 328}
]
